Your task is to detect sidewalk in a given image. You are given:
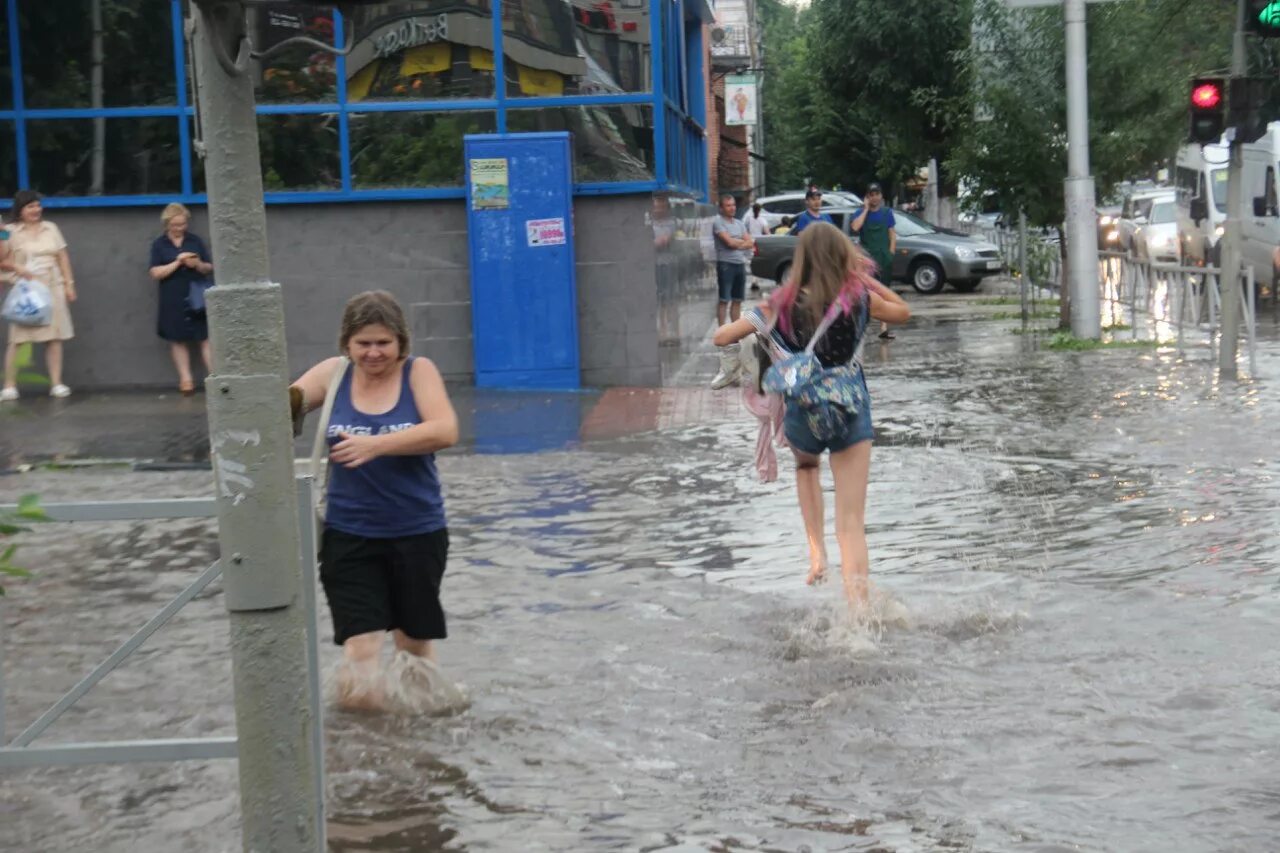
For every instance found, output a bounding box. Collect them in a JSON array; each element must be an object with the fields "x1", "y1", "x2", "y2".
[{"x1": 0, "y1": 277, "x2": 1071, "y2": 468}]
